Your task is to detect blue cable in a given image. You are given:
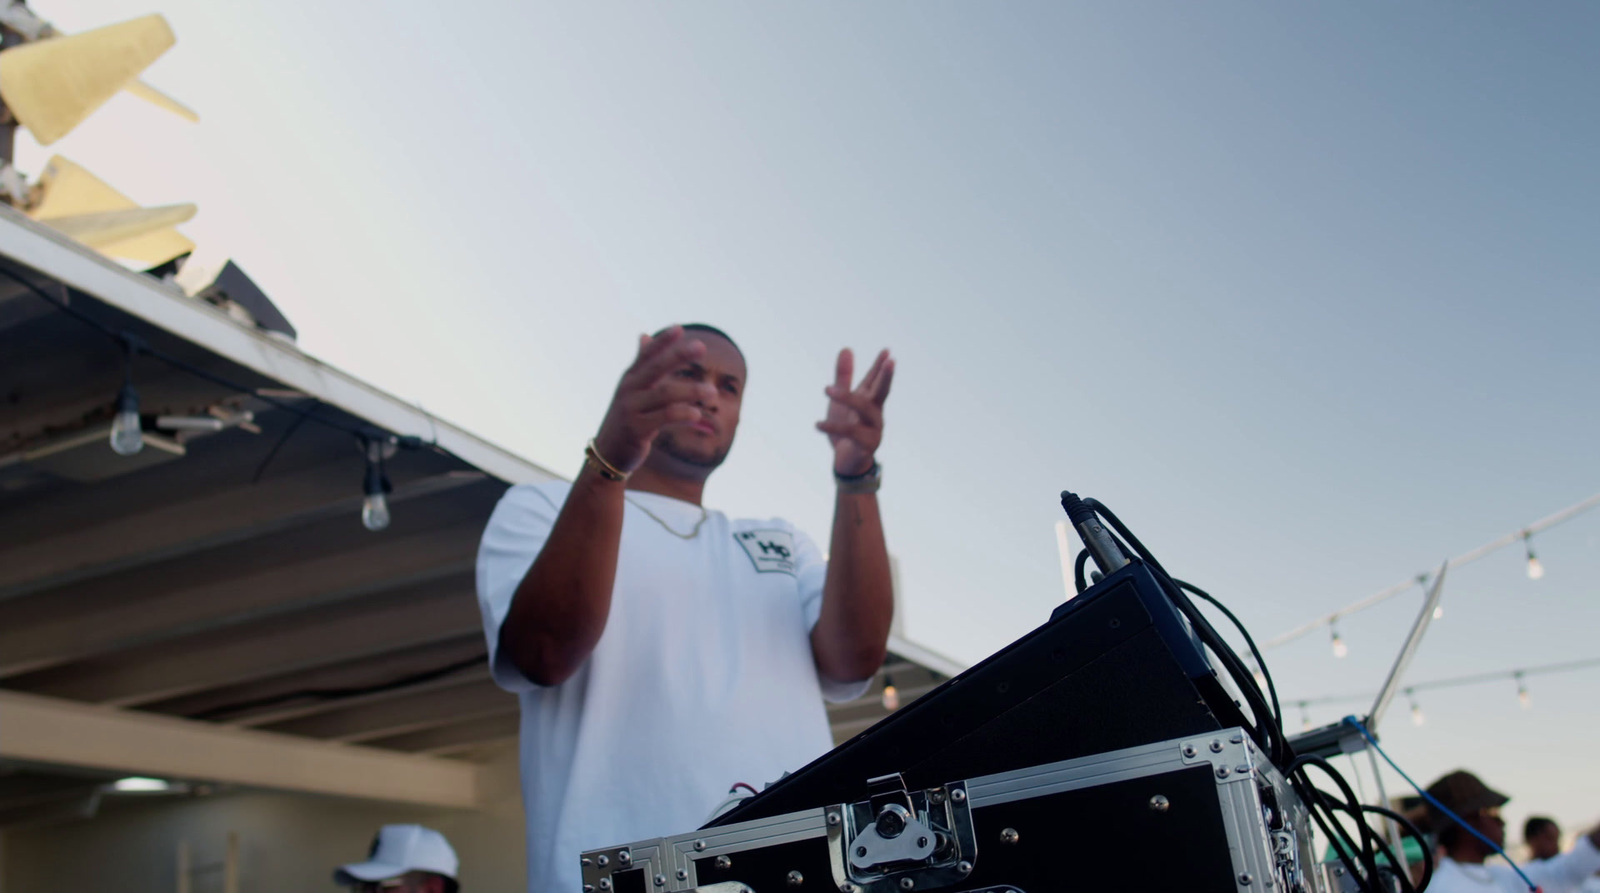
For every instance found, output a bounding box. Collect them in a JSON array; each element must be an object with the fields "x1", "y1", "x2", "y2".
[{"x1": 1343, "y1": 716, "x2": 1539, "y2": 893}]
